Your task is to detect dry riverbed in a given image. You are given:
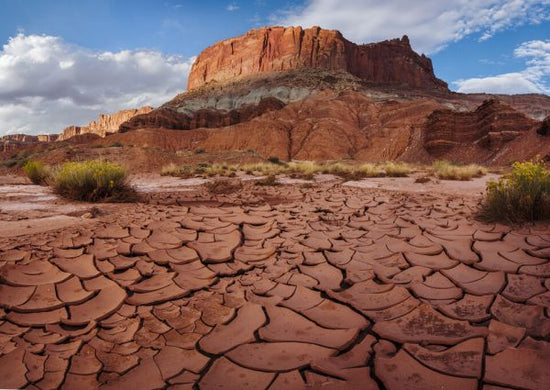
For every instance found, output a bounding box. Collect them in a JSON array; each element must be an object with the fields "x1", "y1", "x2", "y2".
[{"x1": 0, "y1": 173, "x2": 549, "y2": 389}]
